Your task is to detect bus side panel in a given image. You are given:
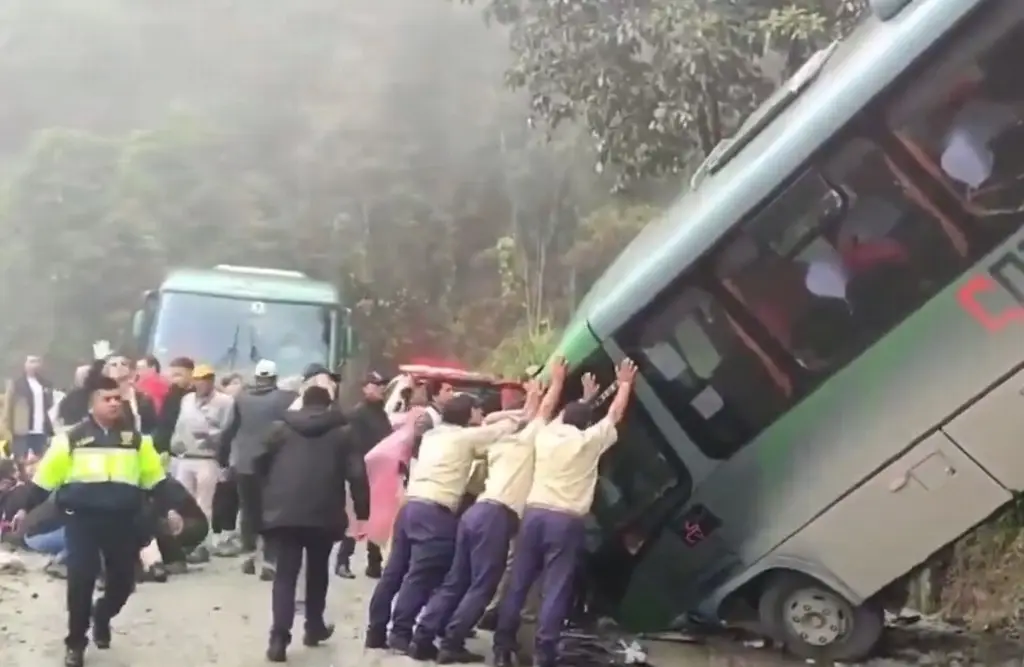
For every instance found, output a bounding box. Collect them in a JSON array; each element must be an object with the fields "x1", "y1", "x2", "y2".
[
  {"x1": 774, "y1": 431, "x2": 1008, "y2": 599},
  {"x1": 944, "y1": 367, "x2": 1024, "y2": 492}
]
